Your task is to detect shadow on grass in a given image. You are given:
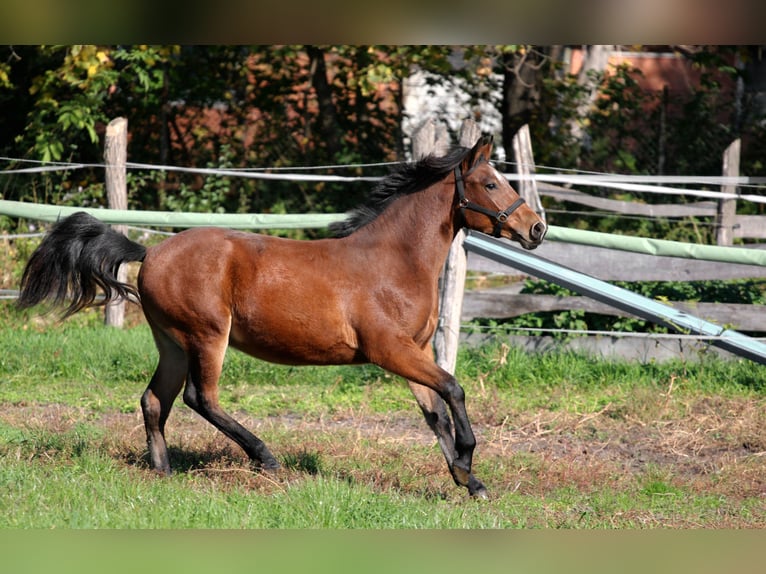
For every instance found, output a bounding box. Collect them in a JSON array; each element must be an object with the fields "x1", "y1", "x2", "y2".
[
  {"x1": 280, "y1": 449, "x2": 322, "y2": 475},
  {"x1": 117, "y1": 444, "x2": 245, "y2": 473},
  {"x1": 119, "y1": 443, "x2": 326, "y2": 478}
]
